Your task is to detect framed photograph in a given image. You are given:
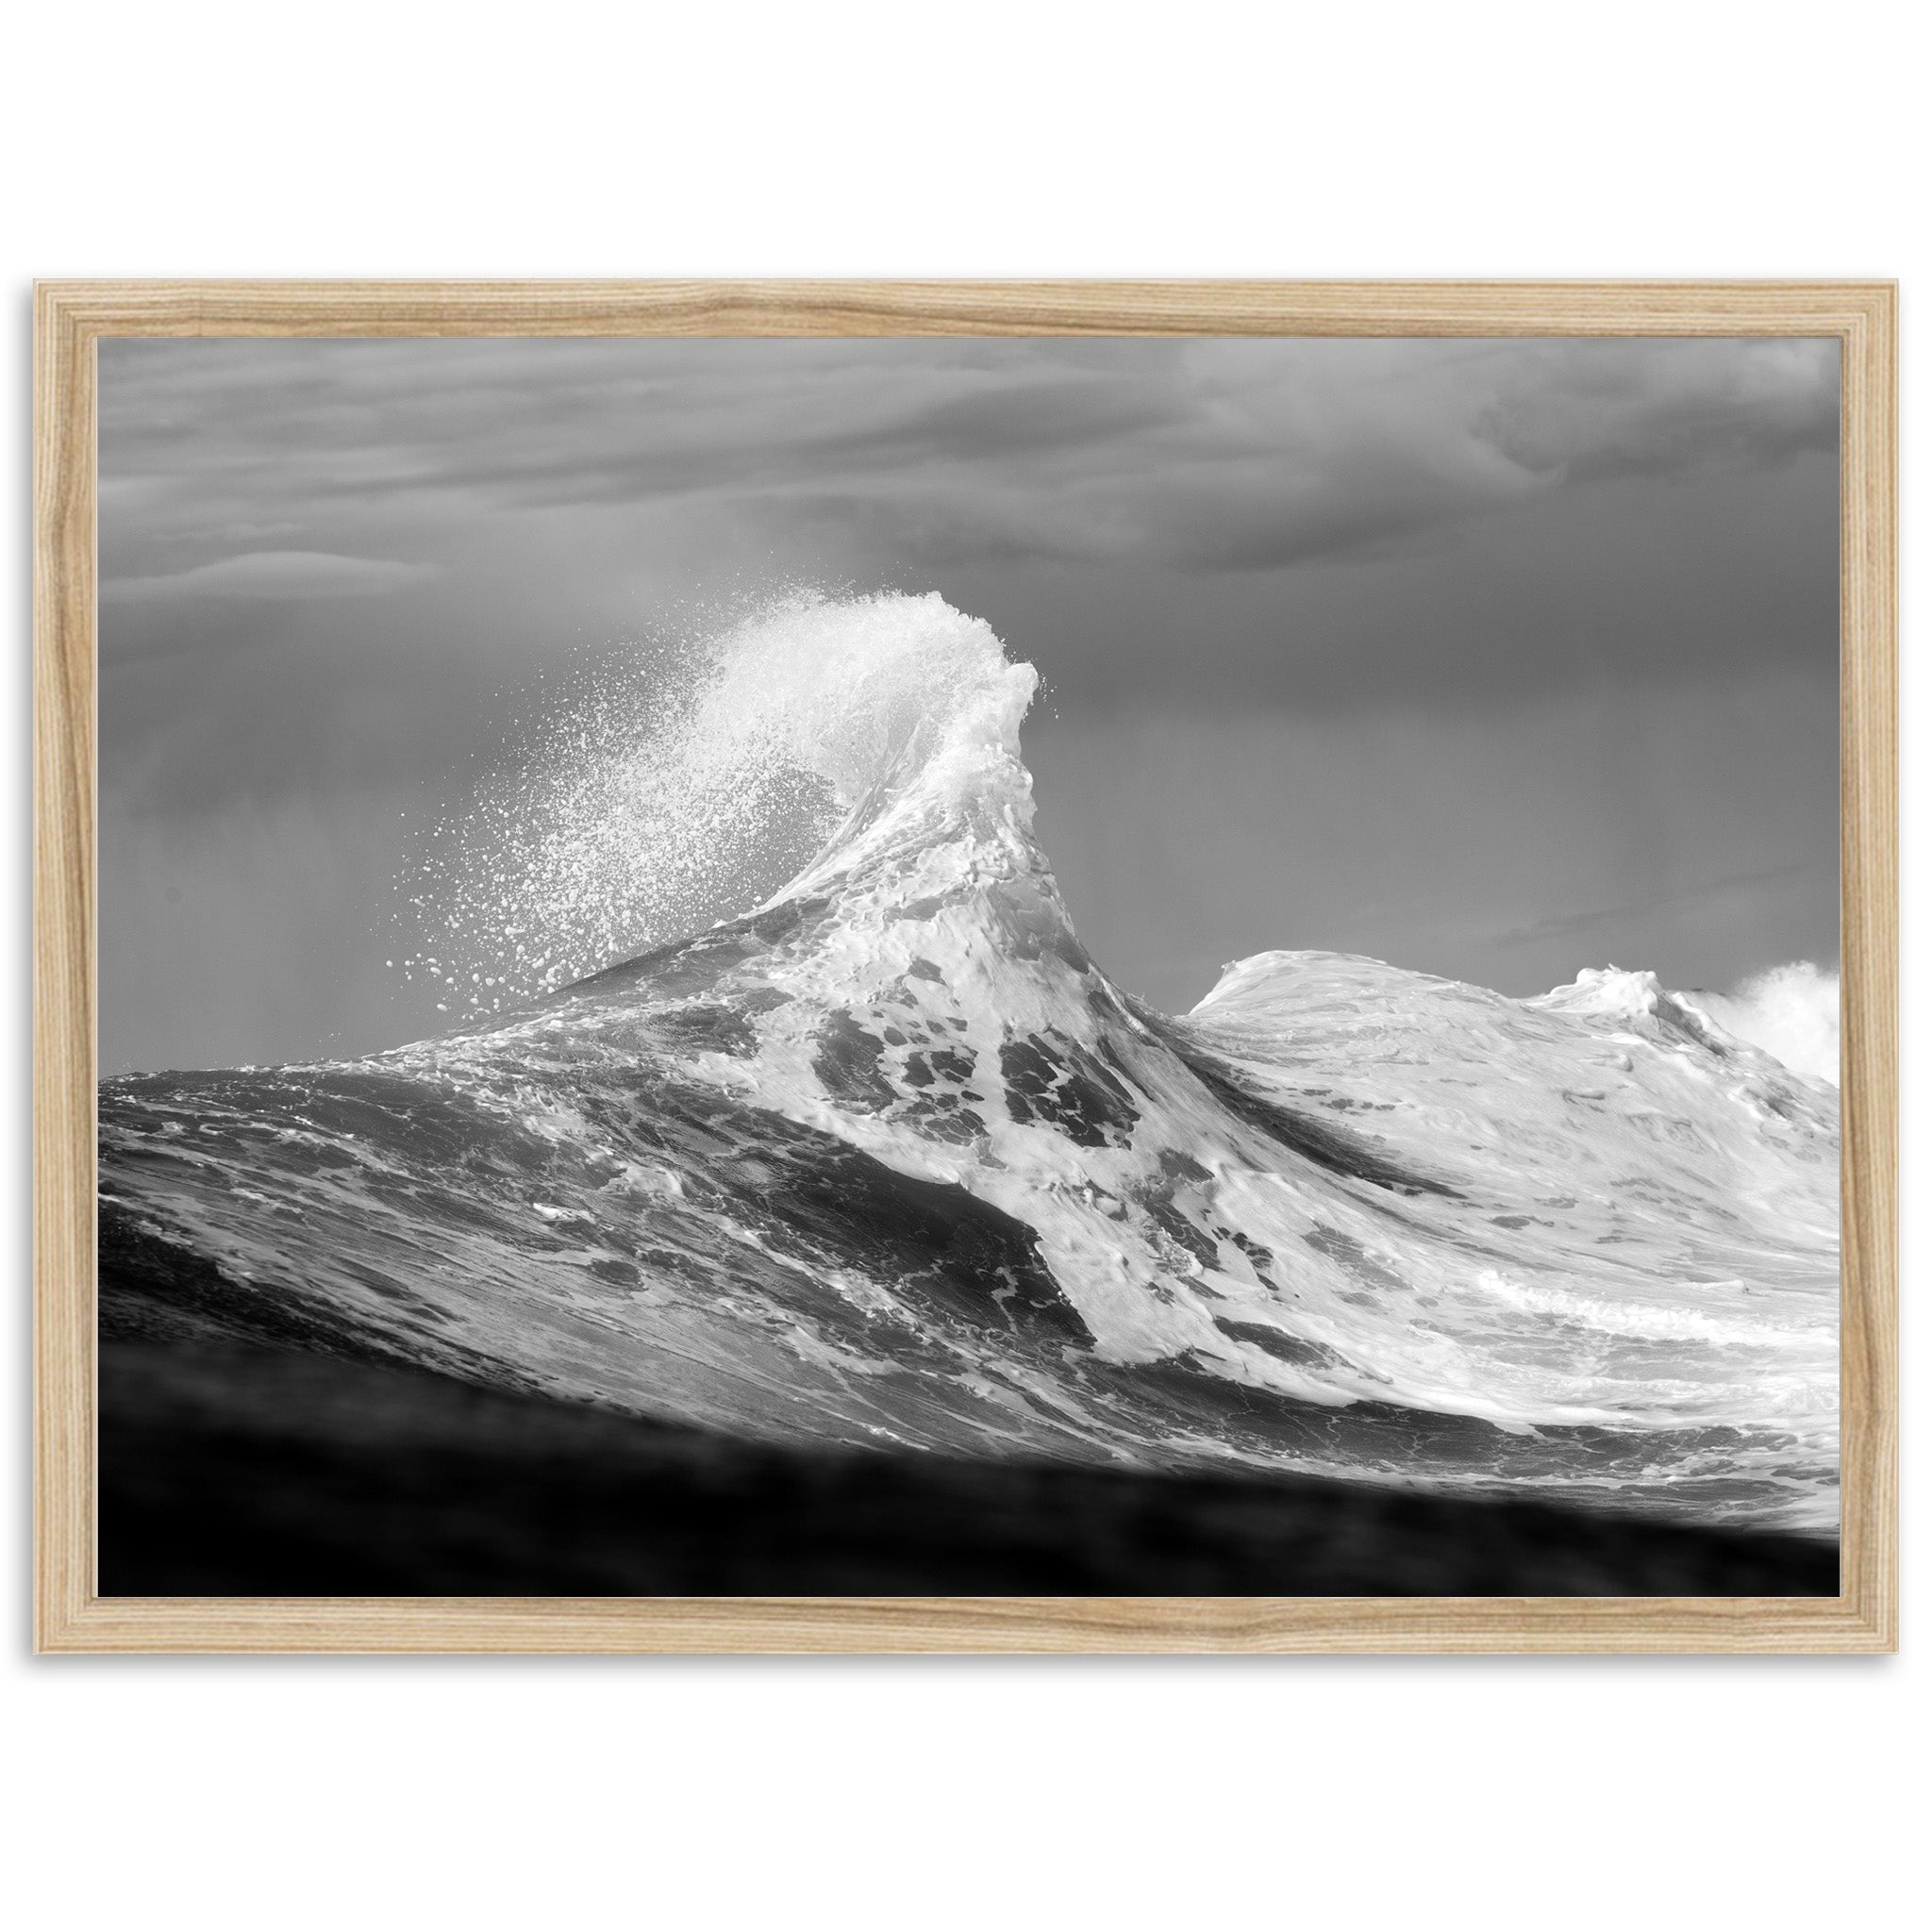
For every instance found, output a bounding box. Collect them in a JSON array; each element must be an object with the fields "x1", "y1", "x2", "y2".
[{"x1": 34, "y1": 280, "x2": 1896, "y2": 1653}]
